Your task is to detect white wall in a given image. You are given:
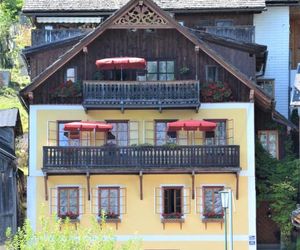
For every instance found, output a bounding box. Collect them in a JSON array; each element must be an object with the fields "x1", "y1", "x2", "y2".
[{"x1": 254, "y1": 7, "x2": 290, "y2": 118}]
